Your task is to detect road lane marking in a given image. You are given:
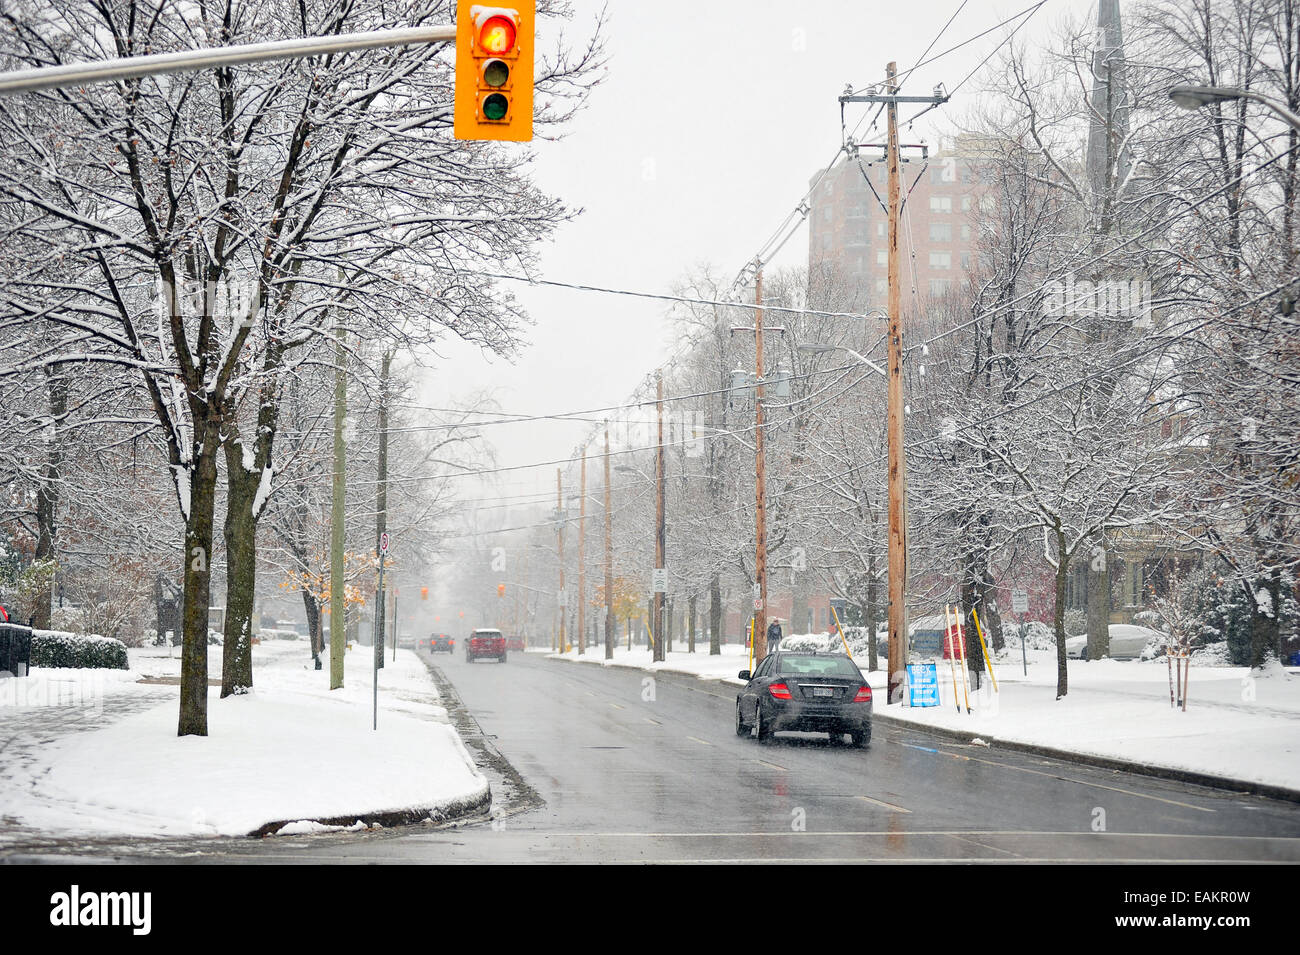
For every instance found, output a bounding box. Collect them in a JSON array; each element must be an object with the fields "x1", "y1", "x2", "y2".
[
  {"x1": 608, "y1": 702, "x2": 625, "y2": 710},
  {"x1": 753, "y1": 759, "x2": 788, "y2": 771},
  {"x1": 644, "y1": 717, "x2": 662, "y2": 725},
  {"x1": 856, "y1": 795, "x2": 910, "y2": 813},
  {"x1": 900, "y1": 743, "x2": 1214, "y2": 813},
  {"x1": 686, "y1": 736, "x2": 712, "y2": 746}
]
